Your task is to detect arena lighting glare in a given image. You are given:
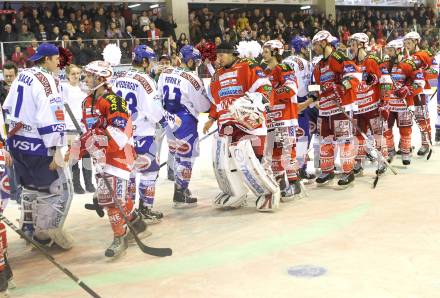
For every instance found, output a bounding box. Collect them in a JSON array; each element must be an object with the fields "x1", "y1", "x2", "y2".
[
  {"x1": 150, "y1": 4, "x2": 159, "y2": 8},
  {"x1": 300, "y1": 5, "x2": 311, "y2": 10},
  {"x1": 128, "y1": 4, "x2": 141, "y2": 8}
]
